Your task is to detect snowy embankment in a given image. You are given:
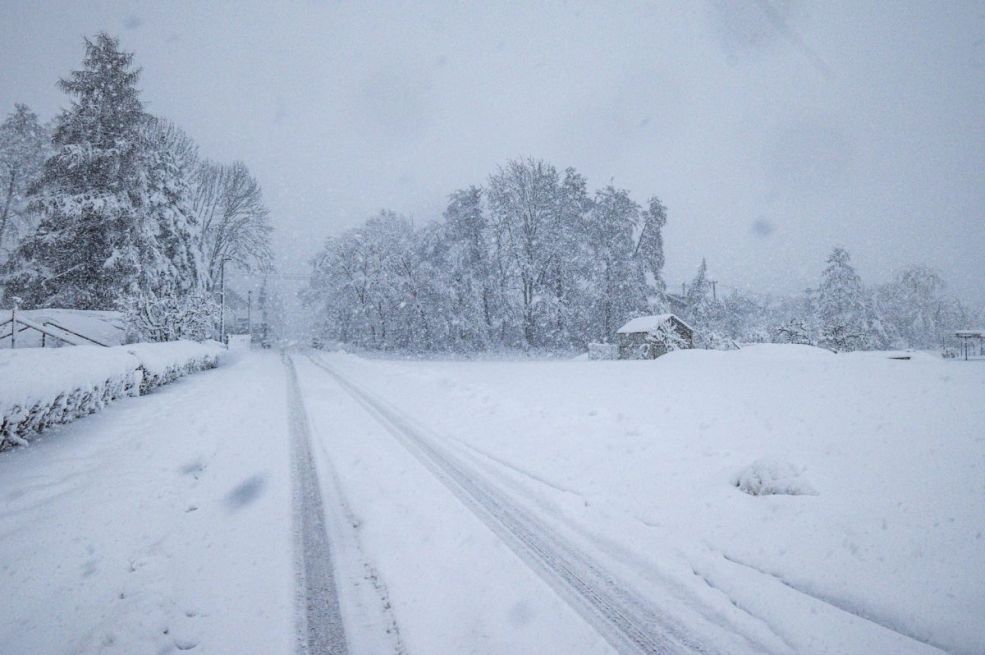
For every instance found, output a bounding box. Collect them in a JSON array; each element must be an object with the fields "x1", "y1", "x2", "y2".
[
  {"x1": 318, "y1": 345, "x2": 985, "y2": 654},
  {"x1": 0, "y1": 340, "x2": 224, "y2": 450}
]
